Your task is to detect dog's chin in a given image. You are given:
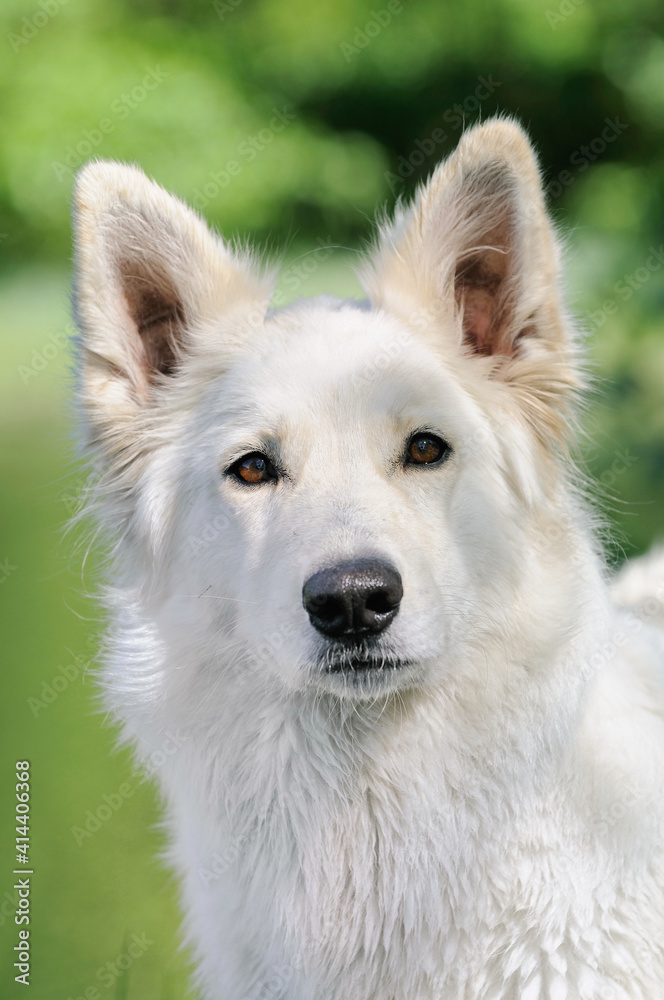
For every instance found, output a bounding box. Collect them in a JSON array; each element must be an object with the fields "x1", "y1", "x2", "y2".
[{"x1": 311, "y1": 653, "x2": 422, "y2": 699}]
